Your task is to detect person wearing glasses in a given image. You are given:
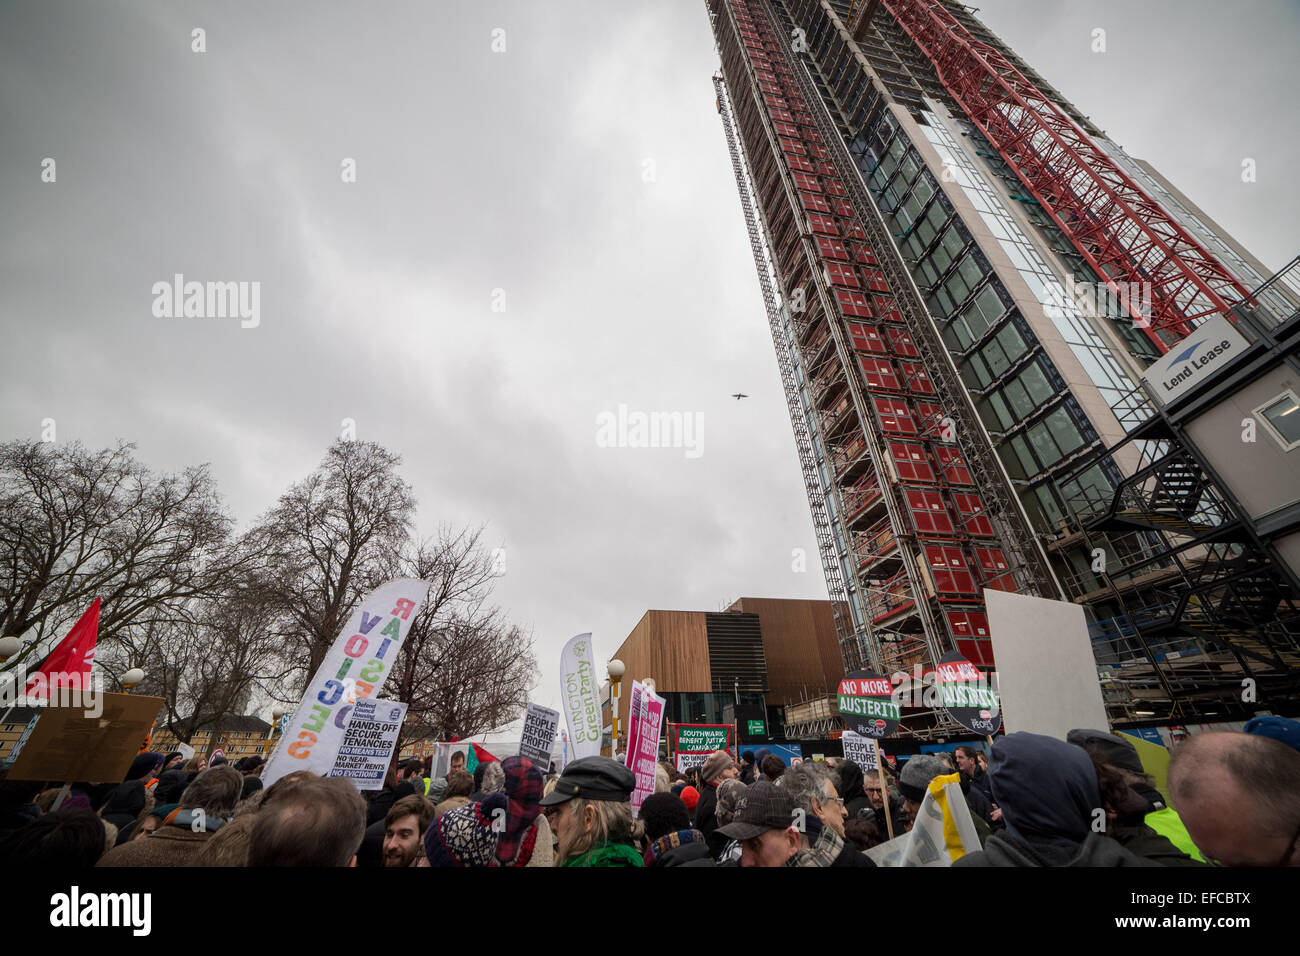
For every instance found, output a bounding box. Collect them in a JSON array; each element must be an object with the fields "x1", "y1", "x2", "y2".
[{"x1": 780, "y1": 762, "x2": 874, "y2": 867}]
